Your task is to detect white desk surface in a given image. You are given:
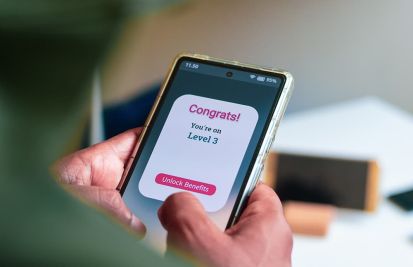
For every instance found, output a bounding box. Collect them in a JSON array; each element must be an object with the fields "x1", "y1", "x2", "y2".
[{"x1": 272, "y1": 97, "x2": 413, "y2": 267}]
